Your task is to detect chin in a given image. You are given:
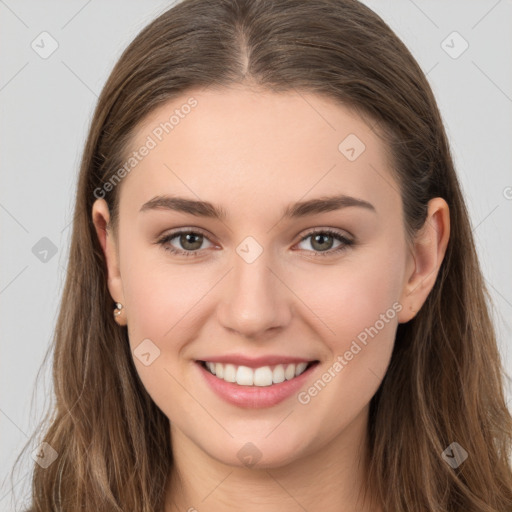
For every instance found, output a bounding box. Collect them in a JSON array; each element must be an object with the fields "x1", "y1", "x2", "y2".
[{"x1": 203, "y1": 433, "x2": 309, "y2": 470}]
